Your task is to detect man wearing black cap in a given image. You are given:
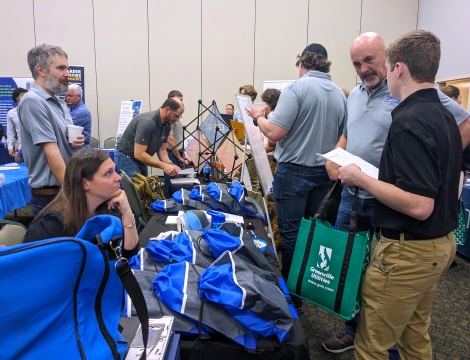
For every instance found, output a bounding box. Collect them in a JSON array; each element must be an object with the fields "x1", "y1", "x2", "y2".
[{"x1": 247, "y1": 43, "x2": 346, "y2": 313}]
